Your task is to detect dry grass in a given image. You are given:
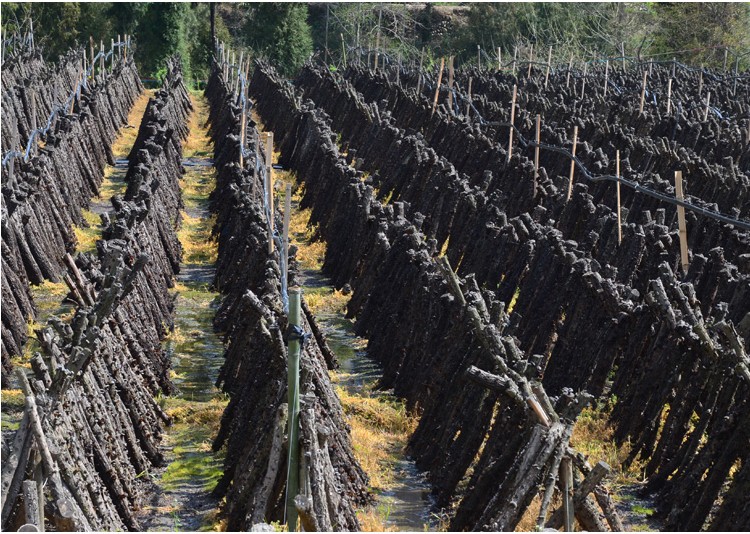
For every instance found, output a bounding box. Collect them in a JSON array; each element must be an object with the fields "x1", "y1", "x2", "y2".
[
  {"x1": 356, "y1": 505, "x2": 398, "y2": 532},
  {"x1": 335, "y1": 384, "x2": 418, "y2": 491},
  {"x1": 73, "y1": 209, "x2": 103, "y2": 253},
  {"x1": 305, "y1": 289, "x2": 348, "y2": 315},
  {"x1": 184, "y1": 92, "x2": 213, "y2": 159},
  {"x1": 112, "y1": 90, "x2": 155, "y2": 159},
  {"x1": 178, "y1": 211, "x2": 218, "y2": 264}
]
